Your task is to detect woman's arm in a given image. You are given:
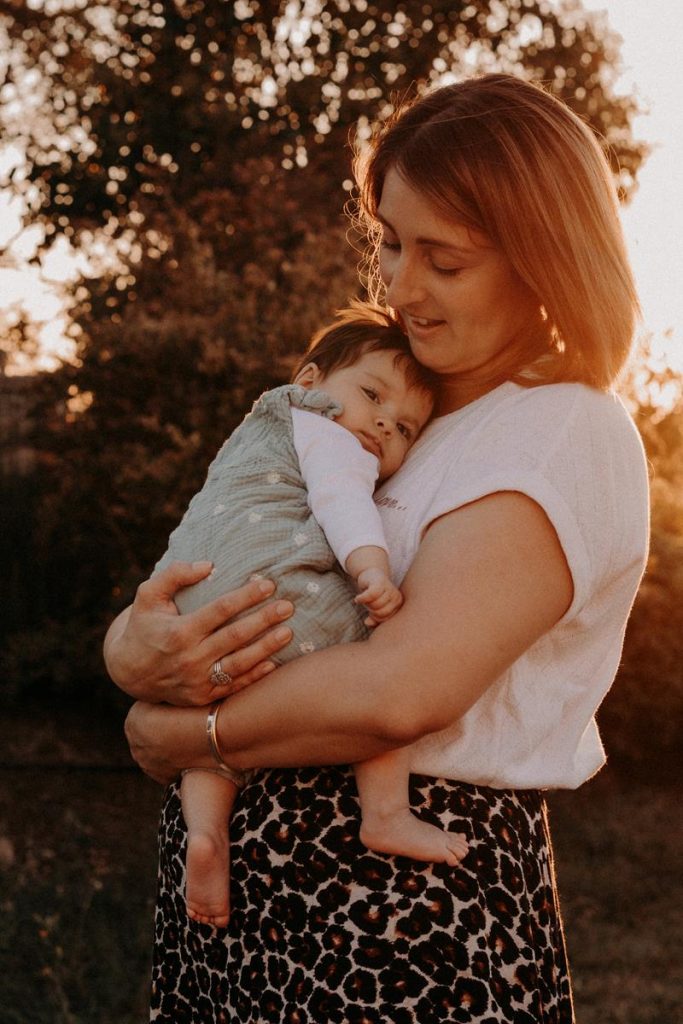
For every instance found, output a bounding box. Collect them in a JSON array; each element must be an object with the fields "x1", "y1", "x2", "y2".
[
  {"x1": 104, "y1": 560, "x2": 294, "y2": 706},
  {"x1": 125, "y1": 491, "x2": 573, "y2": 782}
]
